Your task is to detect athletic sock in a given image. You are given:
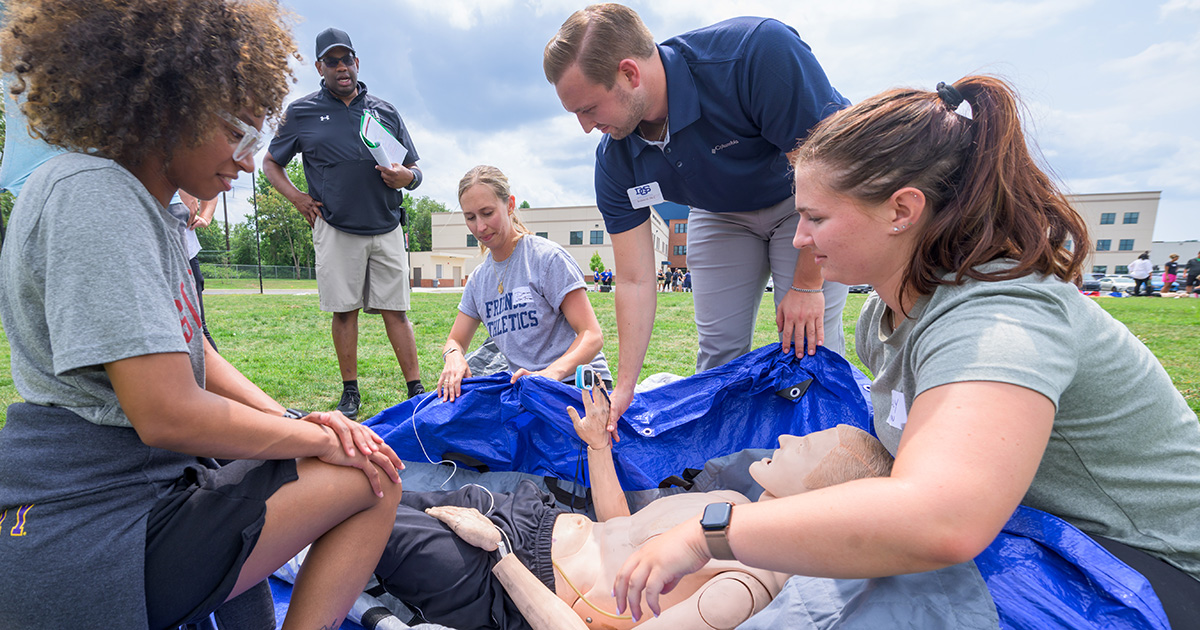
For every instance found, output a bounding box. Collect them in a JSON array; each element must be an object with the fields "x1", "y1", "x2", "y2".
[
  {"x1": 406, "y1": 379, "x2": 425, "y2": 397},
  {"x1": 343, "y1": 379, "x2": 359, "y2": 393}
]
